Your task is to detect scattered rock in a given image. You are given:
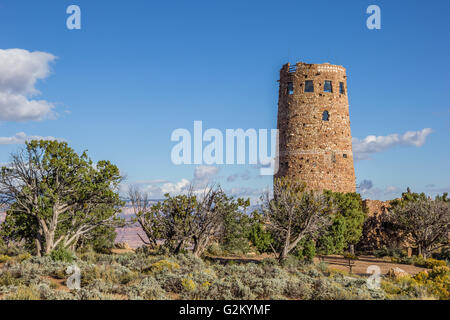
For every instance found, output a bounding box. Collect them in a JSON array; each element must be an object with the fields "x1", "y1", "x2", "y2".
[{"x1": 387, "y1": 267, "x2": 409, "y2": 279}]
